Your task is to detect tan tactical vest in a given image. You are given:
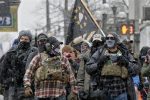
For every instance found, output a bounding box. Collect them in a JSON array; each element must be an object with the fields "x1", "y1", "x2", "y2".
[
  {"x1": 101, "y1": 50, "x2": 128, "y2": 79},
  {"x1": 35, "y1": 53, "x2": 69, "y2": 82}
]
